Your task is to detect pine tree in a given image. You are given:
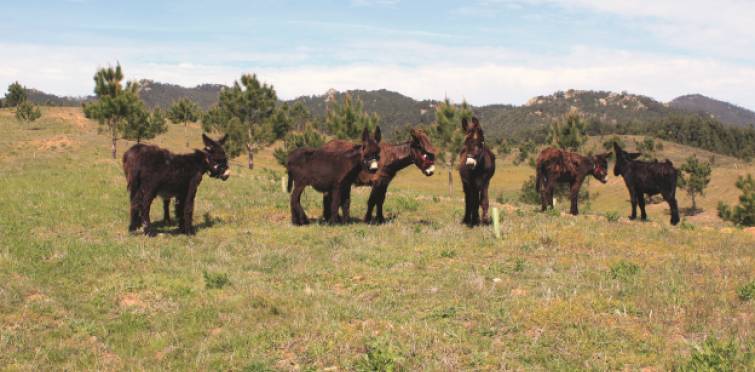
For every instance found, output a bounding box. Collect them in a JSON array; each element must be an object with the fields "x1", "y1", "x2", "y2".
[
  {"x1": 678, "y1": 155, "x2": 712, "y2": 213},
  {"x1": 547, "y1": 109, "x2": 586, "y2": 151},
  {"x1": 429, "y1": 98, "x2": 472, "y2": 196},
  {"x1": 15, "y1": 100, "x2": 42, "y2": 123},
  {"x1": 717, "y1": 174, "x2": 754, "y2": 226},
  {"x1": 168, "y1": 98, "x2": 201, "y2": 148},
  {"x1": 202, "y1": 74, "x2": 277, "y2": 169},
  {"x1": 82, "y1": 64, "x2": 144, "y2": 159},
  {"x1": 273, "y1": 124, "x2": 325, "y2": 167},
  {"x1": 269, "y1": 103, "x2": 293, "y2": 140},
  {"x1": 123, "y1": 106, "x2": 167, "y2": 144},
  {"x1": 5, "y1": 81, "x2": 27, "y2": 107},
  {"x1": 325, "y1": 94, "x2": 378, "y2": 140}
]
